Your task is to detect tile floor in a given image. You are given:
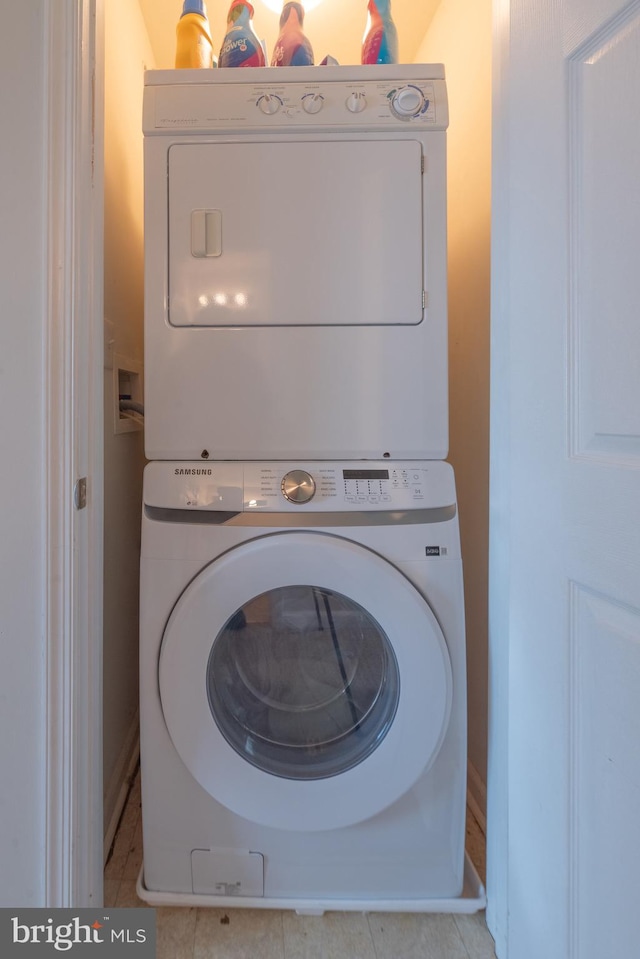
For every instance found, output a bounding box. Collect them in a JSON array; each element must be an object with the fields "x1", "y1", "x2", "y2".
[{"x1": 105, "y1": 767, "x2": 496, "y2": 959}]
